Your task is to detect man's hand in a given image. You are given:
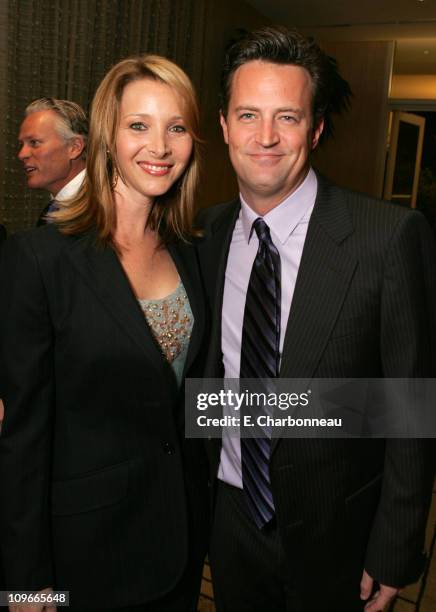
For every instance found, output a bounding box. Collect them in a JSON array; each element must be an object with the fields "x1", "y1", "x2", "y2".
[
  {"x1": 360, "y1": 569, "x2": 399, "y2": 611},
  {"x1": 8, "y1": 587, "x2": 57, "y2": 612}
]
